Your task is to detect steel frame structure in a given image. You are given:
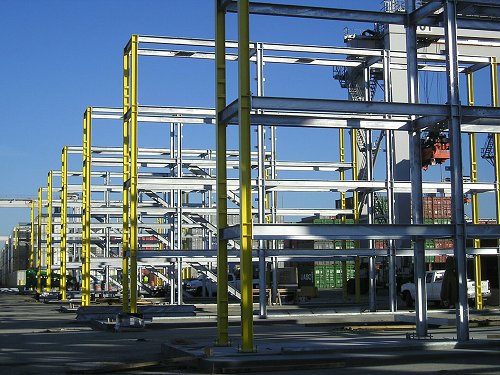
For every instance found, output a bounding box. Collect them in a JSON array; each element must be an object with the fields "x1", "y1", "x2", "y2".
[
  {"x1": 121, "y1": 34, "x2": 371, "y2": 317},
  {"x1": 117, "y1": 31, "x2": 499, "y2": 348},
  {"x1": 5, "y1": 0, "x2": 500, "y2": 353},
  {"x1": 216, "y1": 0, "x2": 500, "y2": 350}
]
